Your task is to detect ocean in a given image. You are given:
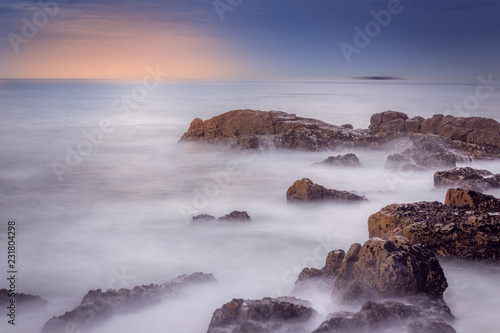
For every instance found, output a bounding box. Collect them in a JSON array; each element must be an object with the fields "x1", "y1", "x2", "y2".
[{"x1": 1, "y1": 79, "x2": 500, "y2": 332}]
